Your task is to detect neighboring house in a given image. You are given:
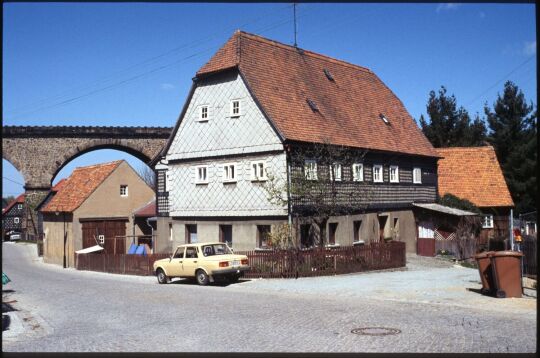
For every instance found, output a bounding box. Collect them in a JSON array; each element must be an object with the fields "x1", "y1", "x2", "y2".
[
  {"x1": 35, "y1": 179, "x2": 67, "y2": 239},
  {"x1": 40, "y1": 160, "x2": 155, "y2": 267},
  {"x1": 132, "y1": 199, "x2": 157, "y2": 250},
  {"x1": 436, "y1": 146, "x2": 514, "y2": 246},
  {"x1": 2, "y1": 194, "x2": 25, "y2": 240},
  {"x1": 153, "y1": 31, "x2": 439, "y2": 253}
]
